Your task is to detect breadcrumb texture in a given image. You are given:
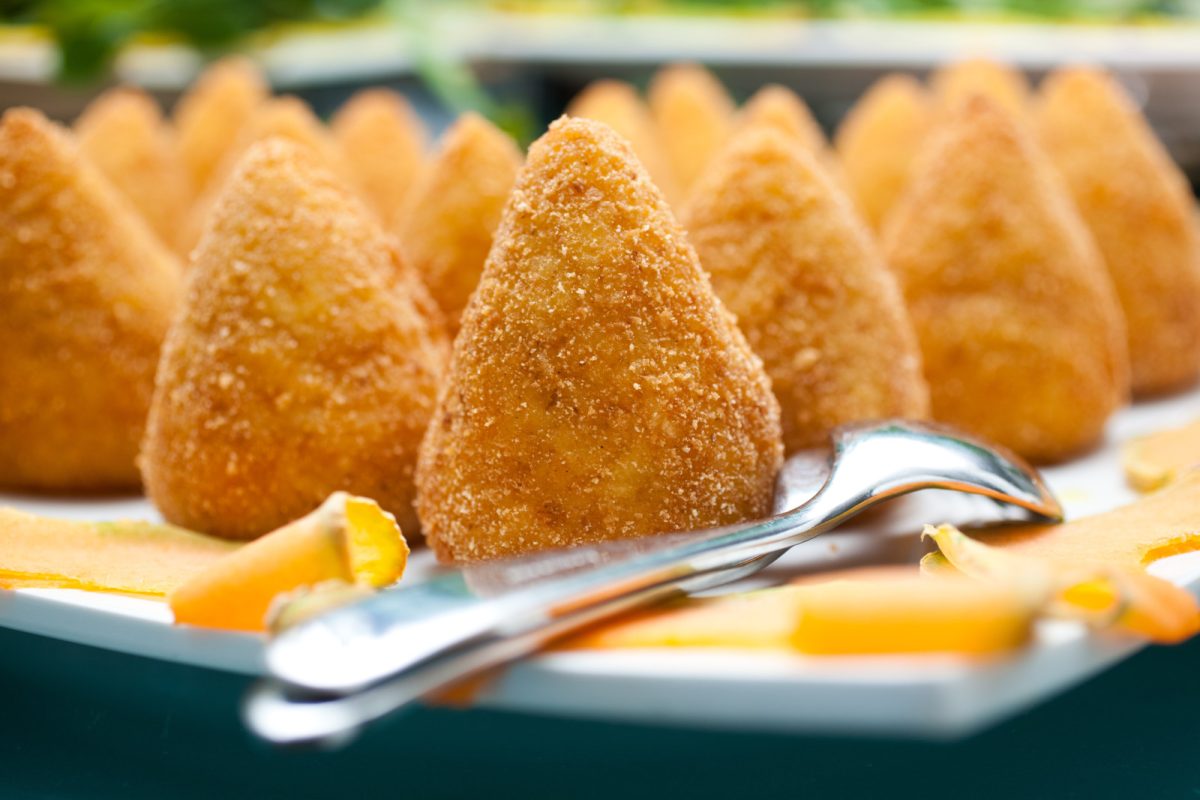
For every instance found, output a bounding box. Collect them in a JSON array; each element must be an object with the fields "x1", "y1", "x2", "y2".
[
  {"x1": 76, "y1": 86, "x2": 192, "y2": 247},
  {"x1": 174, "y1": 56, "x2": 267, "y2": 194},
  {"x1": 0, "y1": 108, "x2": 182, "y2": 489},
  {"x1": 332, "y1": 88, "x2": 428, "y2": 231},
  {"x1": 568, "y1": 80, "x2": 682, "y2": 206},
  {"x1": 398, "y1": 112, "x2": 521, "y2": 326},
  {"x1": 735, "y1": 84, "x2": 854, "y2": 198},
  {"x1": 835, "y1": 74, "x2": 931, "y2": 231},
  {"x1": 931, "y1": 58, "x2": 1030, "y2": 120},
  {"x1": 648, "y1": 63, "x2": 734, "y2": 193},
  {"x1": 684, "y1": 127, "x2": 929, "y2": 453},
  {"x1": 417, "y1": 116, "x2": 783, "y2": 562},
  {"x1": 883, "y1": 97, "x2": 1129, "y2": 463},
  {"x1": 1036, "y1": 67, "x2": 1200, "y2": 396},
  {"x1": 141, "y1": 138, "x2": 448, "y2": 539},
  {"x1": 737, "y1": 85, "x2": 826, "y2": 152},
  {"x1": 179, "y1": 96, "x2": 344, "y2": 257}
]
